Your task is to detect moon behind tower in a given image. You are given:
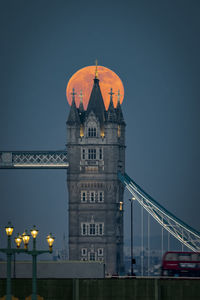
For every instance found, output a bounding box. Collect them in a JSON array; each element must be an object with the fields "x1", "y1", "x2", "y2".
[{"x1": 66, "y1": 65, "x2": 124, "y2": 110}]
